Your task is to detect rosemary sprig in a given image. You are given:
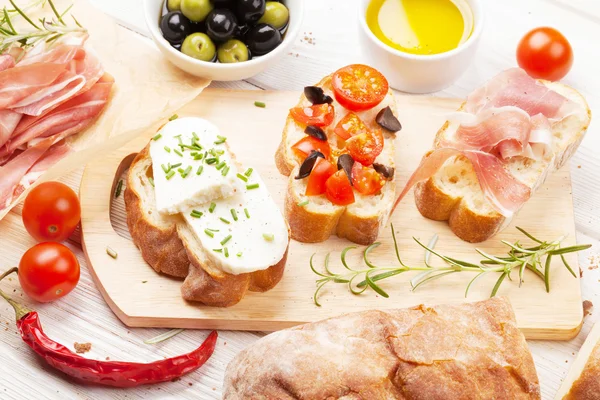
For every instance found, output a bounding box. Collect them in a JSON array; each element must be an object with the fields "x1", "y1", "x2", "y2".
[
  {"x1": 311, "y1": 224, "x2": 591, "y2": 307},
  {"x1": 0, "y1": 0, "x2": 86, "y2": 54}
]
